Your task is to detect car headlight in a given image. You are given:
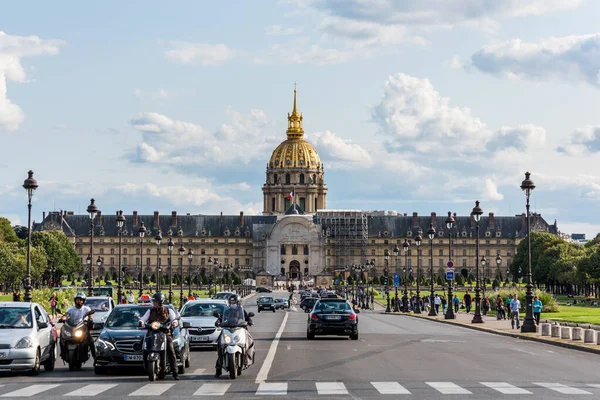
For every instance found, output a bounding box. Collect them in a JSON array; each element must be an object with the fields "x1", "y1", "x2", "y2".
[
  {"x1": 74, "y1": 330, "x2": 84, "y2": 338},
  {"x1": 96, "y1": 339, "x2": 115, "y2": 351},
  {"x1": 15, "y1": 337, "x2": 33, "y2": 349}
]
